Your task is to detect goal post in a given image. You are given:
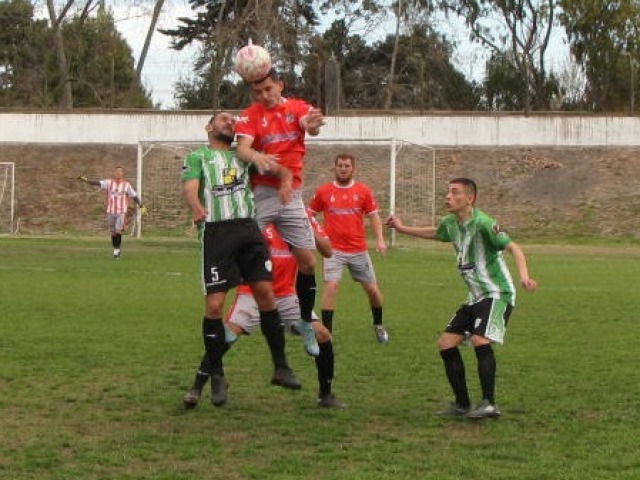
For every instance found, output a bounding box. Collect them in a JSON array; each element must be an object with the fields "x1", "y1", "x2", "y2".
[
  {"x1": 135, "y1": 138, "x2": 436, "y2": 245},
  {"x1": 0, "y1": 162, "x2": 16, "y2": 234}
]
